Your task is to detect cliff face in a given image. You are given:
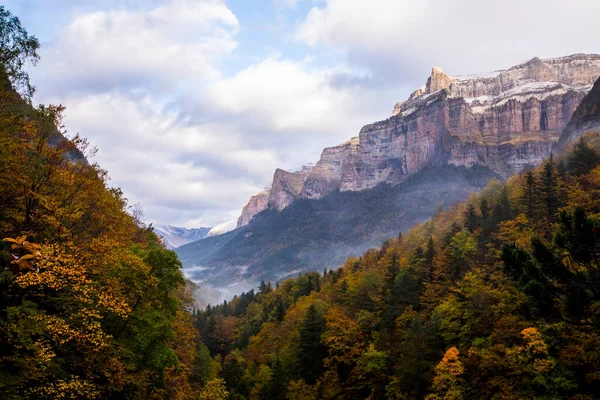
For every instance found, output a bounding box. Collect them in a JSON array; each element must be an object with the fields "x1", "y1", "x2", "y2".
[
  {"x1": 268, "y1": 168, "x2": 311, "y2": 211},
  {"x1": 301, "y1": 137, "x2": 359, "y2": 199},
  {"x1": 237, "y1": 188, "x2": 270, "y2": 227},
  {"x1": 236, "y1": 54, "x2": 600, "y2": 227}
]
